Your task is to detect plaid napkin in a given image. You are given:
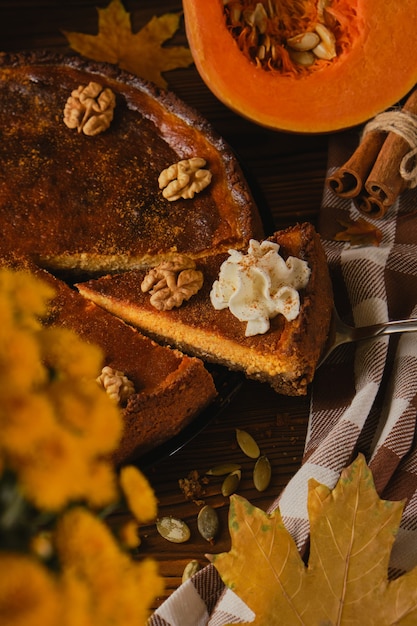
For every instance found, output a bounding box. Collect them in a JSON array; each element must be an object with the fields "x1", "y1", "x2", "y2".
[{"x1": 149, "y1": 131, "x2": 417, "y2": 625}]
